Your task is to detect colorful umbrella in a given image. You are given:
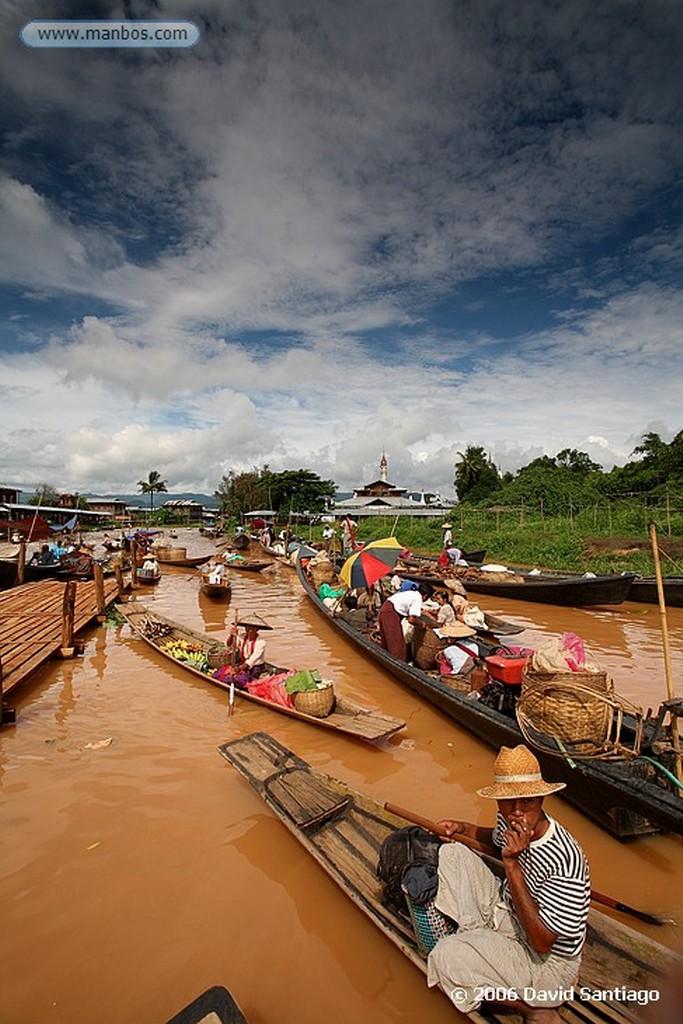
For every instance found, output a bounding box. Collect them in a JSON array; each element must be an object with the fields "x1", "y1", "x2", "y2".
[{"x1": 339, "y1": 536, "x2": 404, "y2": 589}]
